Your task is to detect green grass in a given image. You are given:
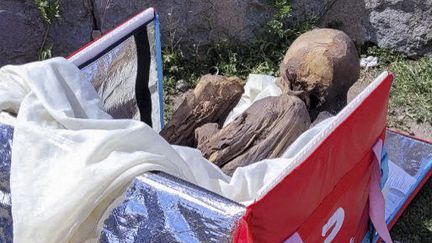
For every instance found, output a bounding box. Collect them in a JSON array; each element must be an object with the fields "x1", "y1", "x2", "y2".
[
  {"x1": 34, "y1": 0, "x2": 61, "y2": 24},
  {"x1": 385, "y1": 57, "x2": 432, "y2": 242},
  {"x1": 360, "y1": 47, "x2": 432, "y2": 129},
  {"x1": 388, "y1": 58, "x2": 432, "y2": 127},
  {"x1": 391, "y1": 179, "x2": 432, "y2": 242},
  {"x1": 38, "y1": 44, "x2": 53, "y2": 60}
]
